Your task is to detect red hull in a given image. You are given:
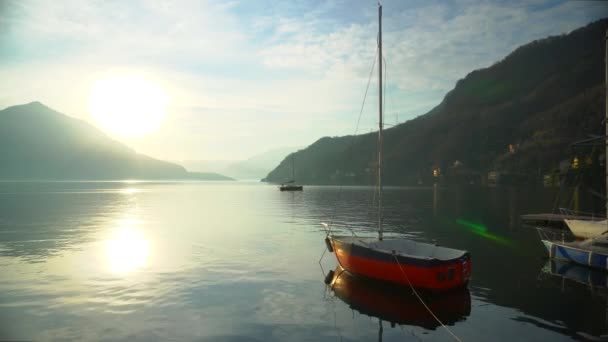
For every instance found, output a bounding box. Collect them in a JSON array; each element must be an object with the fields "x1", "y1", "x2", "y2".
[{"x1": 331, "y1": 238, "x2": 471, "y2": 291}]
